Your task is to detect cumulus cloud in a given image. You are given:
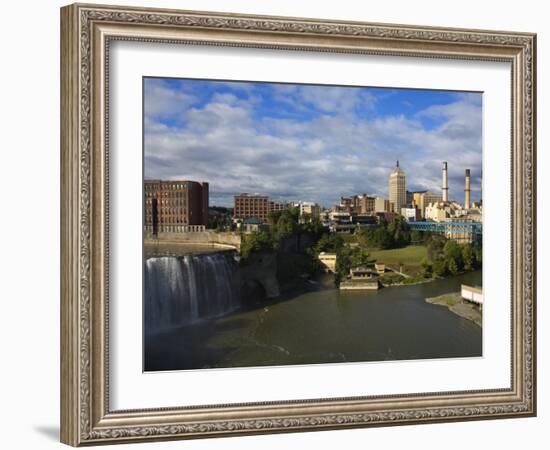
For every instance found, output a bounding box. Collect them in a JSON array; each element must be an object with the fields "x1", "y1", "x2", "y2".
[
  {"x1": 144, "y1": 79, "x2": 482, "y2": 207},
  {"x1": 143, "y1": 78, "x2": 197, "y2": 121}
]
